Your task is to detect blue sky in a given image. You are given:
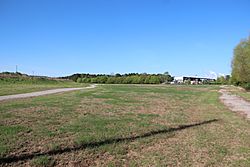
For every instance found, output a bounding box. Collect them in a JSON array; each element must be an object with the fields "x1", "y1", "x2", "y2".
[{"x1": 0, "y1": 0, "x2": 249, "y2": 77}]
